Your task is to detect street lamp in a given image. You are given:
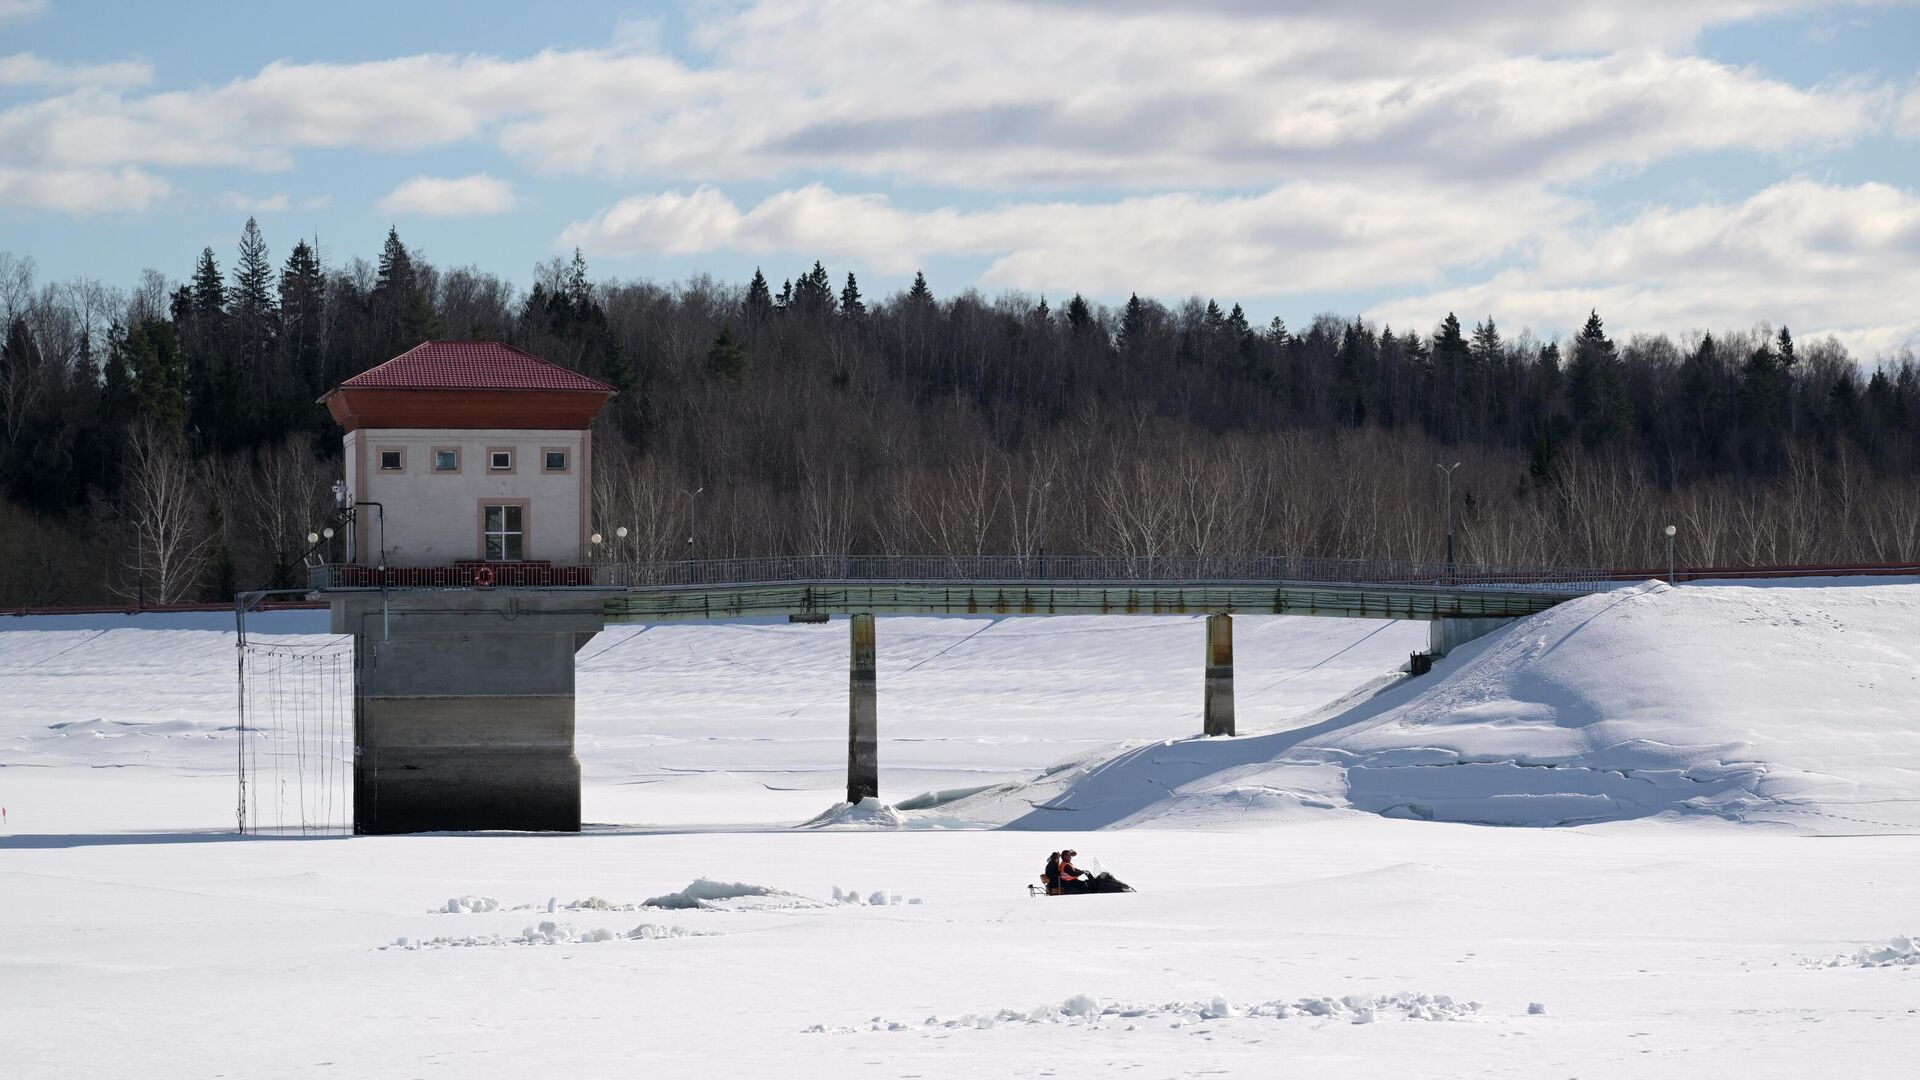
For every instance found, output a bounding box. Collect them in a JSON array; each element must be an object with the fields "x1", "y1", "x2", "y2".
[
  {"x1": 683, "y1": 486, "x2": 704, "y2": 559},
  {"x1": 1435, "y1": 462, "x2": 1462, "y2": 577},
  {"x1": 1664, "y1": 524, "x2": 1677, "y2": 585},
  {"x1": 1028, "y1": 480, "x2": 1052, "y2": 573}
]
